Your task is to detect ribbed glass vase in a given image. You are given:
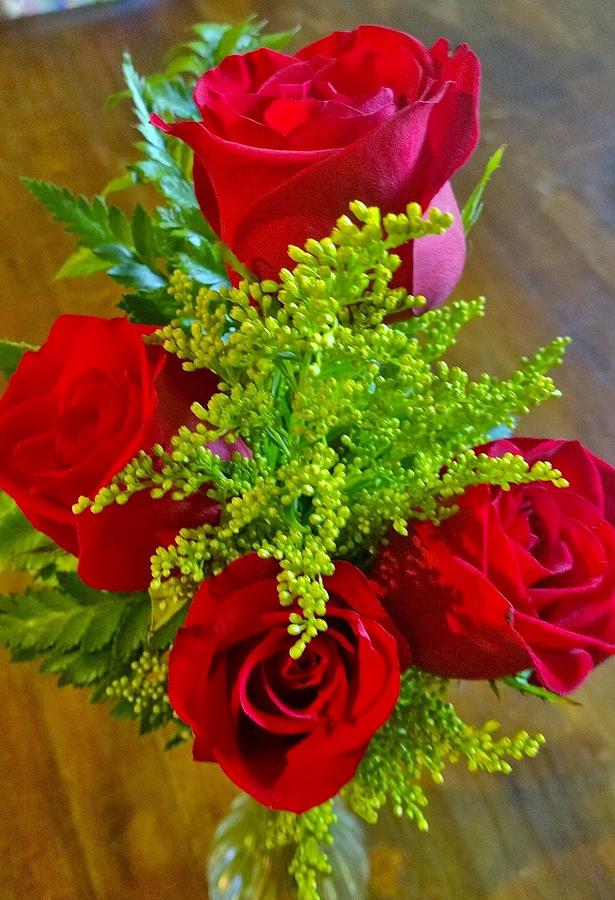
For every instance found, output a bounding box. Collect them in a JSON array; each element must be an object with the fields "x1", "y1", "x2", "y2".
[{"x1": 207, "y1": 793, "x2": 369, "y2": 899}]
